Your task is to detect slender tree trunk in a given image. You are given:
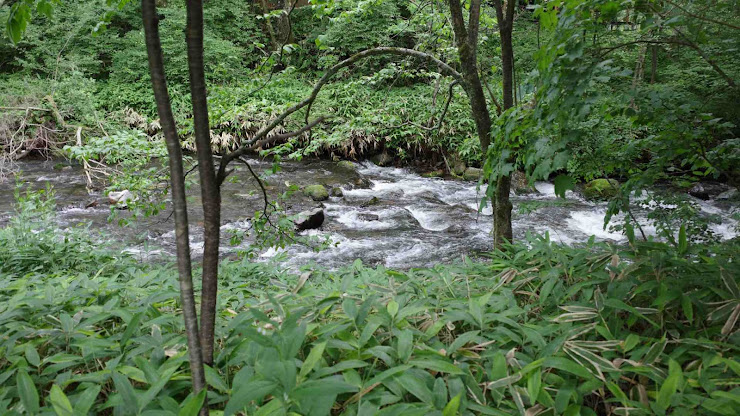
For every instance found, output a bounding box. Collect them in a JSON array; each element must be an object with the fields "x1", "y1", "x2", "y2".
[
  {"x1": 185, "y1": 0, "x2": 221, "y2": 367},
  {"x1": 141, "y1": 0, "x2": 207, "y2": 410},
  {"x1": 492, "y1": 0, "x2": 515, "y2": 247},
  {"x1": 259, "y1": 0, "x2": 278, "y2": 49},
  {"x1": 448, "y1": 0, "x2": 492, "y2": 152}
]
